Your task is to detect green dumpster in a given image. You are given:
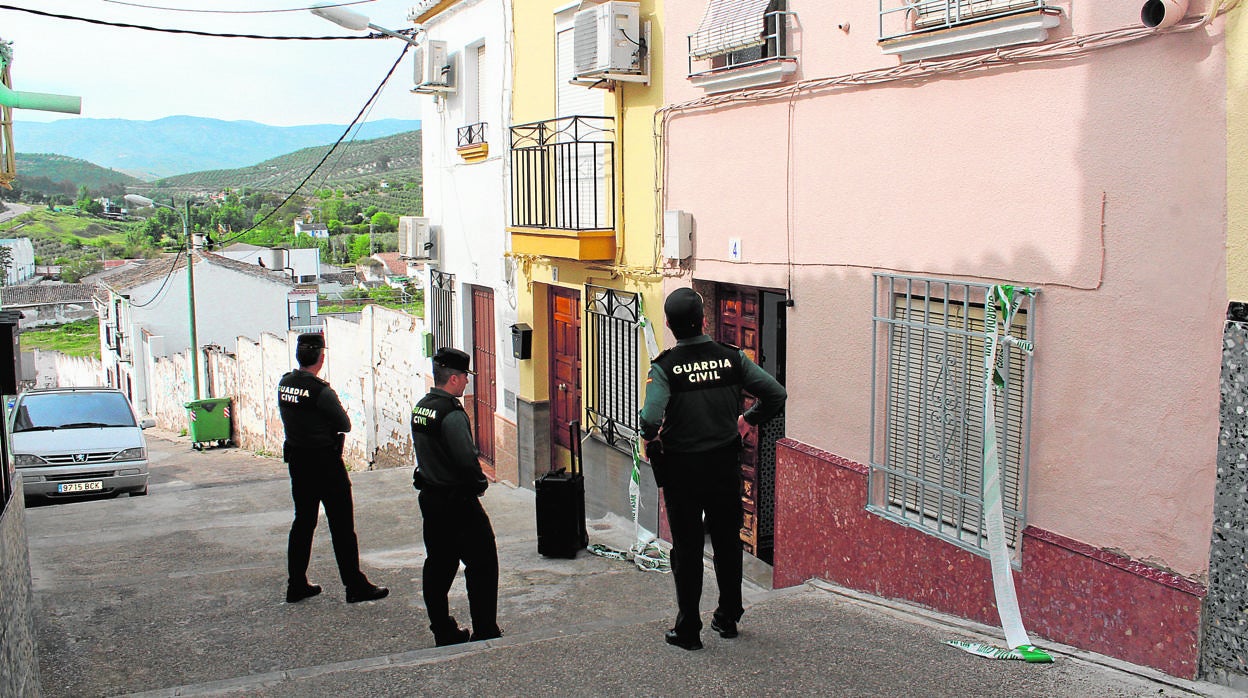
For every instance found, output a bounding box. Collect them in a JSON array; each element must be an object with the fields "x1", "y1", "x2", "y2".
[{"x1": 185, "y1": 397, "x2": 232, "y2": 450}]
